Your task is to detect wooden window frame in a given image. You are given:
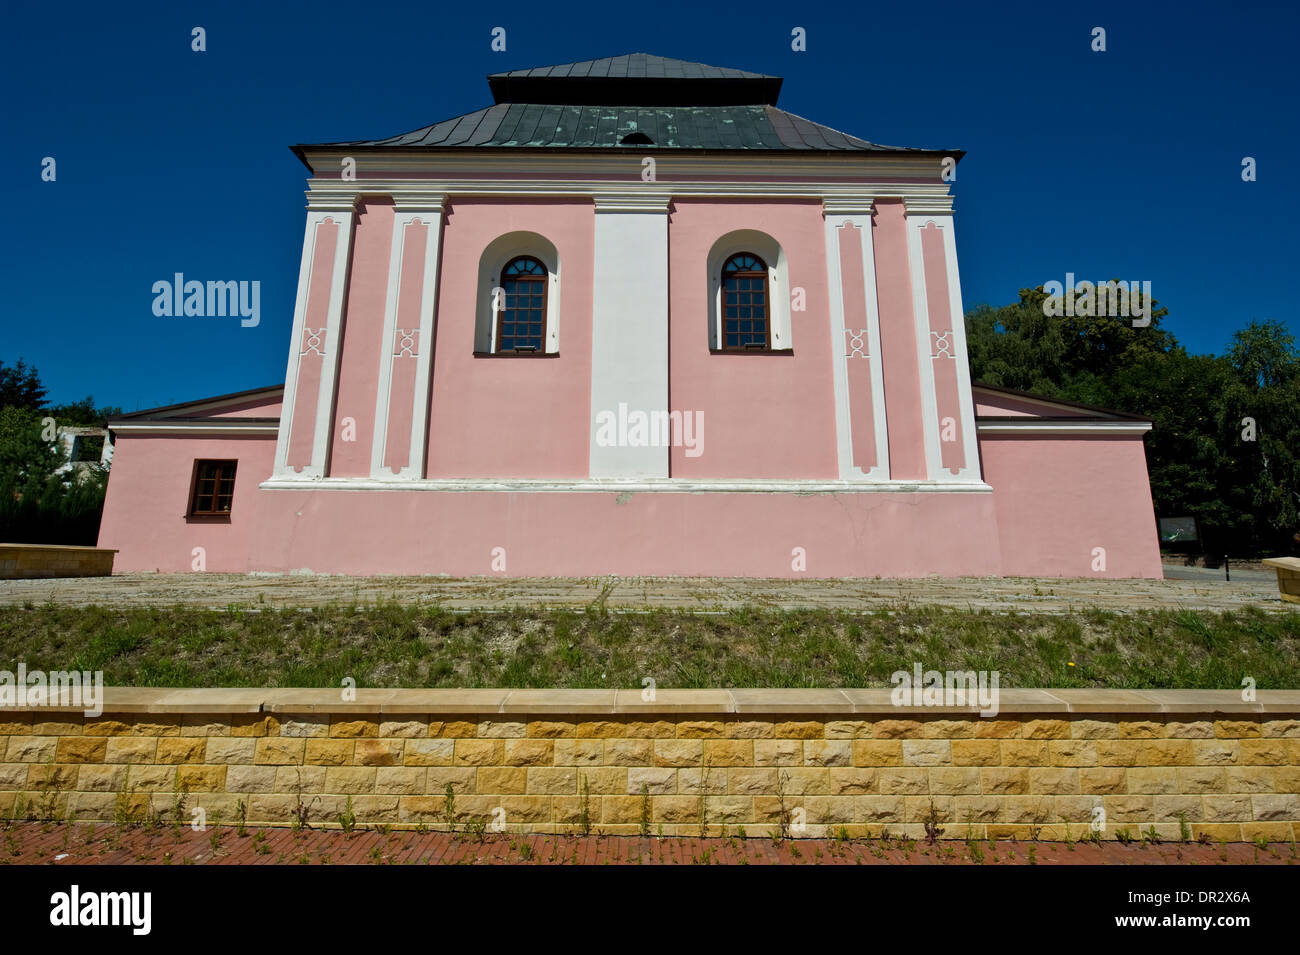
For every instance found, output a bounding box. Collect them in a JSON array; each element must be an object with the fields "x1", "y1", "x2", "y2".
[
  {"x1": 187, "y1": 459, "x2": 237, "y2": 519},
  {"x1": 719, "y1": 252, "x2": 771, "y2": 352},
  {"x1": 494, "y1": 255, "x2": 549, "y2": 355}
]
